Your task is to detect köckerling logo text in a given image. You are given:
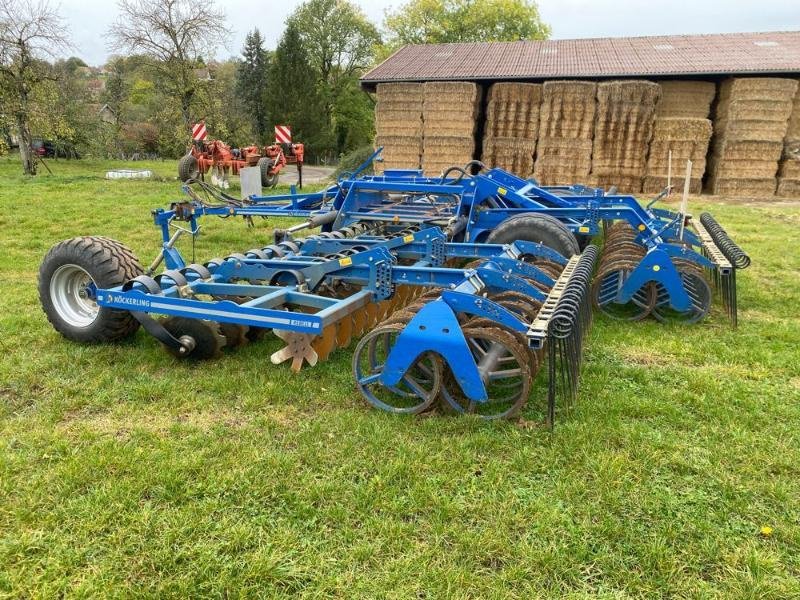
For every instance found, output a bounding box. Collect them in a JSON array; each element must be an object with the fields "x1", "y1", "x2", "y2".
[{"x1": 110, "y1": 294, "x2": 150, "y2": 308}]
